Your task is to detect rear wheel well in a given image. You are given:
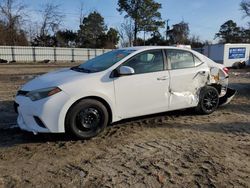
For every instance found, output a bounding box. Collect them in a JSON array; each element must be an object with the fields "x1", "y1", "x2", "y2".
[
  {"x1": 208, "y1": 84, "x2": 222, "y2": 95},
  {"x1": 65, "y1": 96, "x2": 113, "y2": 128}
]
